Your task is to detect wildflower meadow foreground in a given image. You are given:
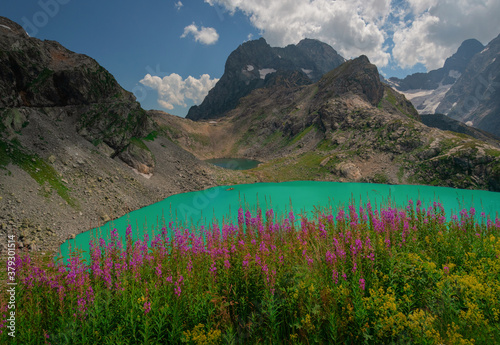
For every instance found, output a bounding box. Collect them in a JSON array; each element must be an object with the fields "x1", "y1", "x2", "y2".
[{"x1": 1, "y1": 200, "x2": 500, "y2": 344}]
